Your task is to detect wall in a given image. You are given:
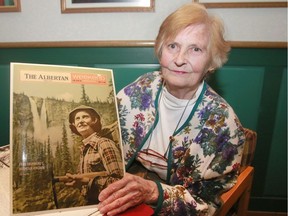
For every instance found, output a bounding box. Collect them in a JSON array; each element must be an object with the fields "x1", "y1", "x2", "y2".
[{"x1": 0, "y1": 0, "x2": 287, "y2": 43}]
